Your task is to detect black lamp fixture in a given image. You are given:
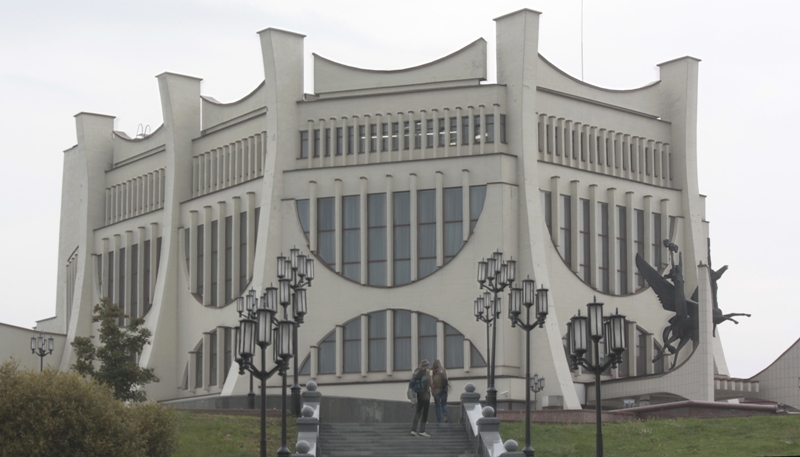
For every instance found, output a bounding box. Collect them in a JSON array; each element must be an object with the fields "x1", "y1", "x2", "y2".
[
  {"x1": 276, "y1": 247, "x2": 314, "y2": 418},
  {"x1": 30, "y1": 331, "x2": 54, "y2": 372},
  {"x1": 567, "y1": 298, "x2": 627, "y2": 457},
  {"x1": 508, "y1": 278, "x2": 548, "y2": 457},
  {"x1": 236, "y1": 285, "x2": 294, "y2": 457},
  {"x1": 475, "y1": 250, "x2": 517, "y2": 414}
]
